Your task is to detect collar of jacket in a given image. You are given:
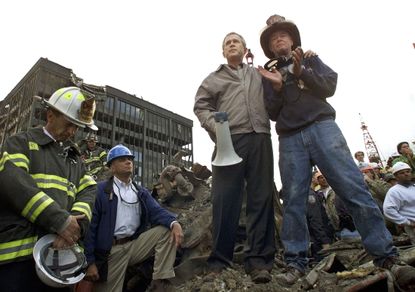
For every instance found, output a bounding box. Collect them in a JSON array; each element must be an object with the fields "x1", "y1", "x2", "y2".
[
  {"x1": 216, "y1": 63, "x2": 245, "y2": 72},
  {"x1": 104, "y1": 176, "x2": 141, "y2": 200},
  {"x1": 29, "y1": 127, "x2": 55, "y2": 145},
  {"x1": 29, "y1": 127, "x2": 81, "y2": 155}
]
